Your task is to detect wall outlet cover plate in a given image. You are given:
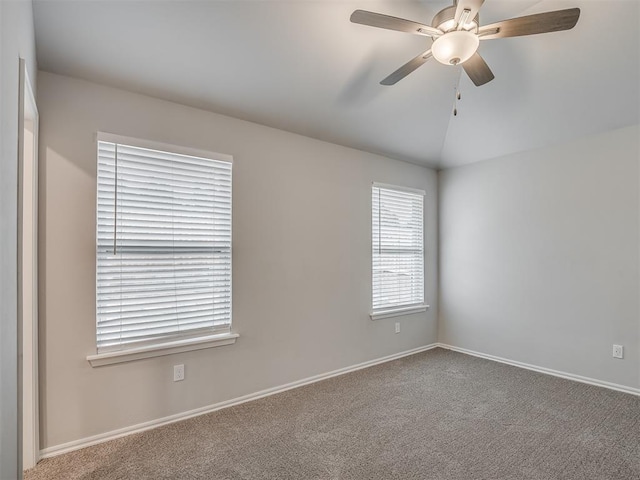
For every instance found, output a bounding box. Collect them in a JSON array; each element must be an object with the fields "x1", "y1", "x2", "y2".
[{"x1": 173, "y1": 364, "x2": 185, "y2": 381}]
